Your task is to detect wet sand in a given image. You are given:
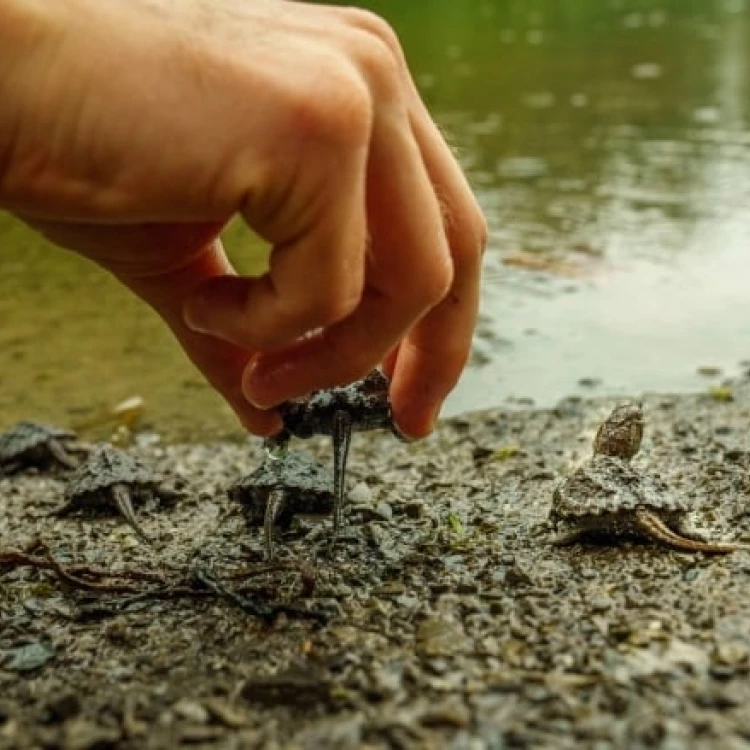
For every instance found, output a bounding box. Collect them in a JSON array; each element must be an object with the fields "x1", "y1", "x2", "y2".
[{"x1": 2, "y1": 377, "x2": 750, "y2": 749}]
